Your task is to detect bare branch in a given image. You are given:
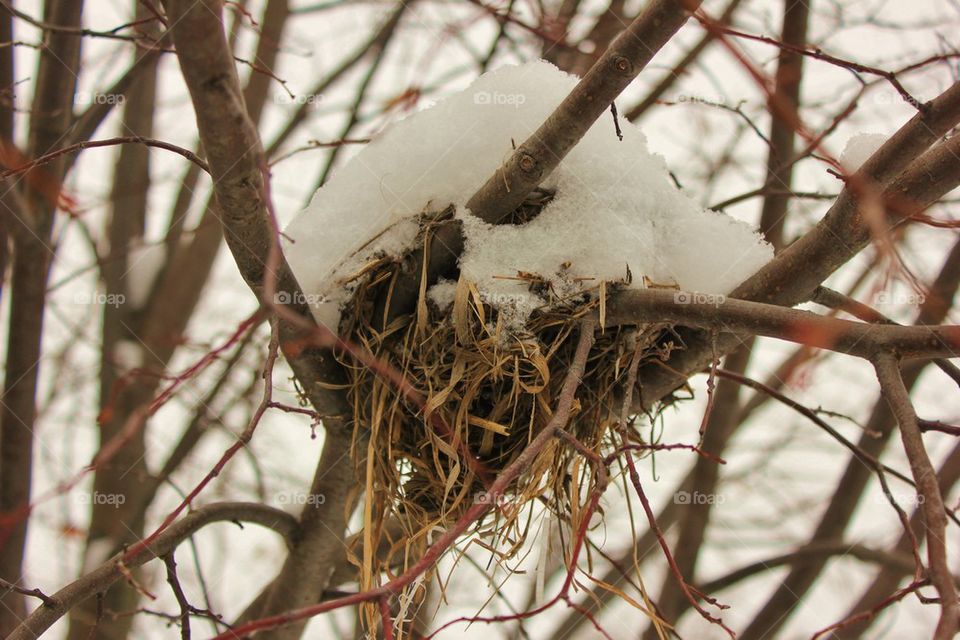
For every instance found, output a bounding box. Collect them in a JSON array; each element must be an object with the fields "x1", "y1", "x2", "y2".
[
  {"x1": 606, "y1": 289, "x2": 960, "y2": 360},
  {"x1": 467, "y1": 0, "x2": 701, "y2": 223},
  {"x1": 874, "y1": 354, "x2": 959, "y2": 639},
  {"x1": 1, "y1": 136, "x2": 210, "y2": 178},
  {"x1": 9, "y1": 503, "x2": 299, "y2": 640},
  {"x1": 165, "y1": 3, "x2": 356, "y2": 637},
  {"x1": 0, "y1": 3, "x2": 83, "y2": 633},
  {"x1": 699, "y1": 541, "x2": 935, "y2": 595},
  {"x1": 634, "y1": 117, "x2": 960, "y2": 409}
]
